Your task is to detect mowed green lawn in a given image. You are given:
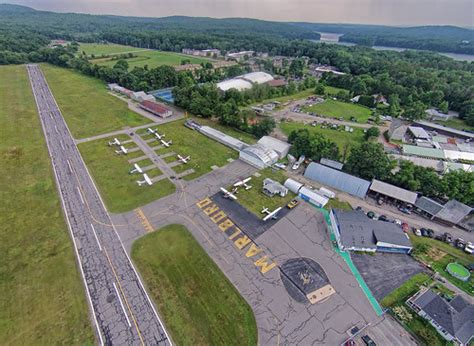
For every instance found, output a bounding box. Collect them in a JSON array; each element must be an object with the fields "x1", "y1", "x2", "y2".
[
  {"x1": 41, "y1": 64, "x2": 150, "y2": 139},
  {"x1": 131, "y1": 224, "x2": 258, "y2": 345},
  {"x1": 78, "y1": 42, "x2": 149, "y2": 57},
  {"x1": 144, "y1": 120, "x2": 239, "y2": 180},
  {"x1": 303, "y1": 99, "x2": 372, "y2": 122},
  {"x1": 78, "y1": 135, "x2": 176, "y2": 213},
  {"x1": 280, "y1": 121, "x2": 365, "y2": 152},
  {"x1": 231, "y1": 168, "x2": 295, "y2": 217},
  {"x1": 92, "y1": 50, "x2": 213, "y2": 69},
  {"x1": 0, "y1": 65, "x2": 94, "y2": 344}
]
